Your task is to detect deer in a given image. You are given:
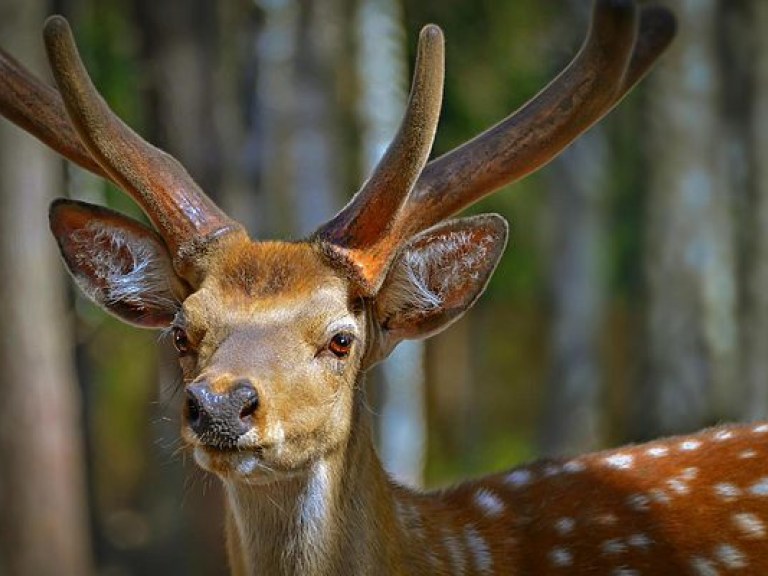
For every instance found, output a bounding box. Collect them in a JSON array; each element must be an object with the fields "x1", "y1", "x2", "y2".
[{"x1": 6, "y1": 1, "x2": 768, "y2": 574}]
